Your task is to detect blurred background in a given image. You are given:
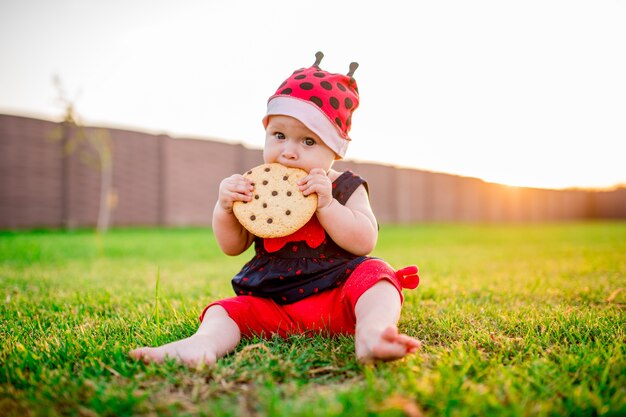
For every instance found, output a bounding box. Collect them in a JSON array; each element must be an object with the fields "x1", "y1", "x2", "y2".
[{"x1": 1, "y1": 0, "x2": 625, "y2": 229}]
